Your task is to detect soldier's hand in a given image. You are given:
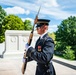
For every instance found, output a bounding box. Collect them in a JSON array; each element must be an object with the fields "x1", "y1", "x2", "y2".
[
  {"x1": 23, "y1": 52, "x2": 27, "y2": 62},
  {"x1": 24, "y1": 52, "x2": 26, "y2": 57},
  {"x1": 25, "y1": 43, "x2": 30, "y2": 51}
]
